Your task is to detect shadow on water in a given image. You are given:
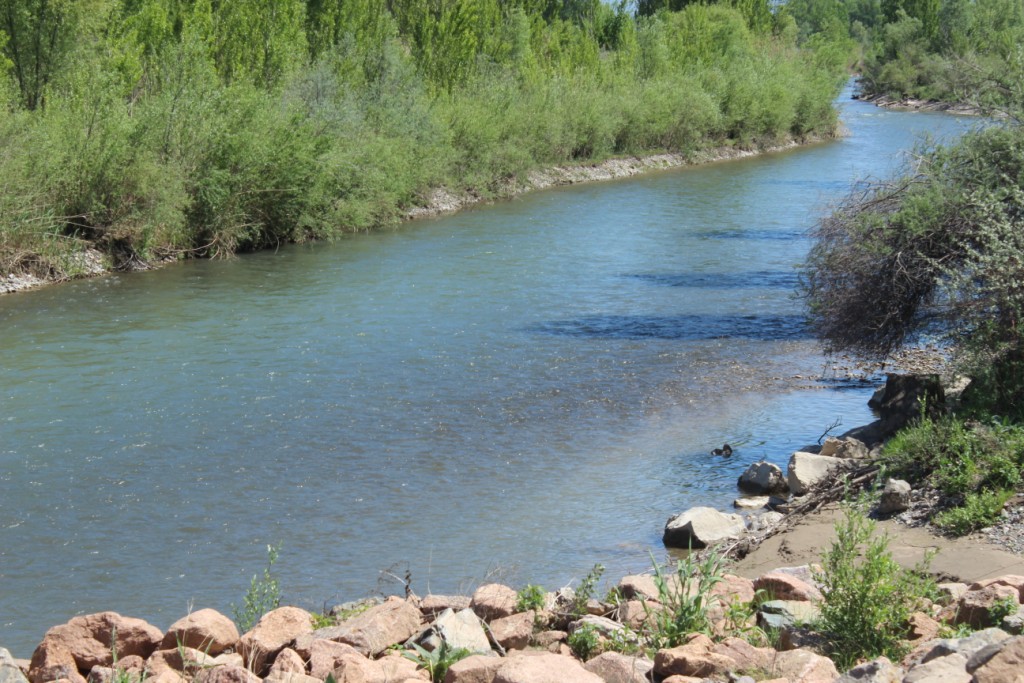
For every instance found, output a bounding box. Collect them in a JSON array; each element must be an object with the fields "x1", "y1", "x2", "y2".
[
  {"x1": 529, "y1": 313, "x2": 810, "y2": 341},
  {"x1": 693, "y1": 228, "x2": 806, "y2": 241},
  {"x1": 624, "y1": 271, "x2": 800, "y2": 289}
]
